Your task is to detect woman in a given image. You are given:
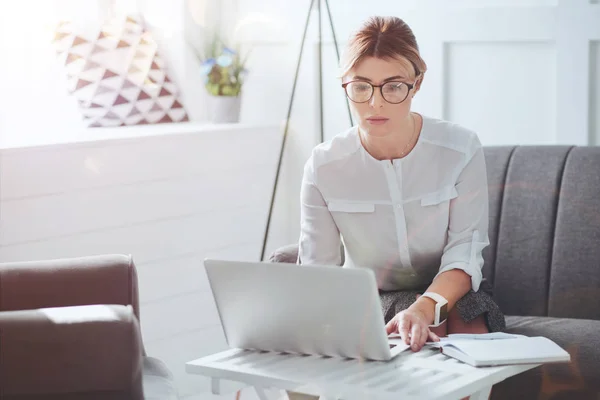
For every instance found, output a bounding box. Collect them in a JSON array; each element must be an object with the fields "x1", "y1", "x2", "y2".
[
  {"x1": 296, "y1": 15, "x2": 505, "y2": 360},
  {"x1": 282, "y1": 15, "x2": 505, "y2": 400}
]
